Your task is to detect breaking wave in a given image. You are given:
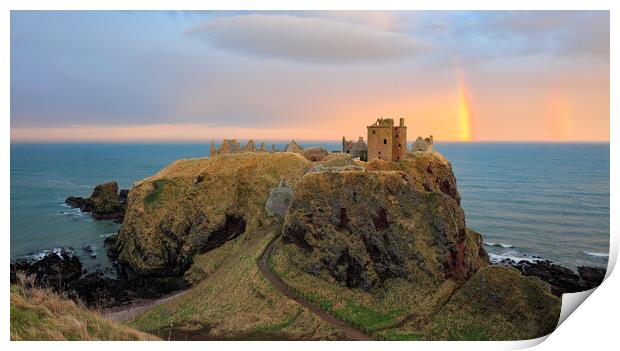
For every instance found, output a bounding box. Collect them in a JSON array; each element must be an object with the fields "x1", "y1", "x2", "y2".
[
  {"x1": 488, "y1": 250, "x2": 544, "y2": 264},
  {"x1": 484, "y1": 241, "x2": 514, "y2": 249},
  {"x1": 584, "y1": 251, "x2": 609, "y2": 259}
]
